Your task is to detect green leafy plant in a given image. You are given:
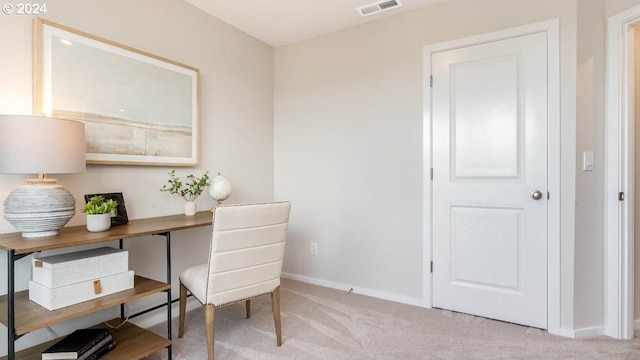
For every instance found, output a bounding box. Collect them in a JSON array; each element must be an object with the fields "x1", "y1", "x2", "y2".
[
  {"x1": 83, "y1": 195, "x2": 118, "y2": 215},
  {"x1": 160, "y1": 170, "x2": 211, "y2": 202}
]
